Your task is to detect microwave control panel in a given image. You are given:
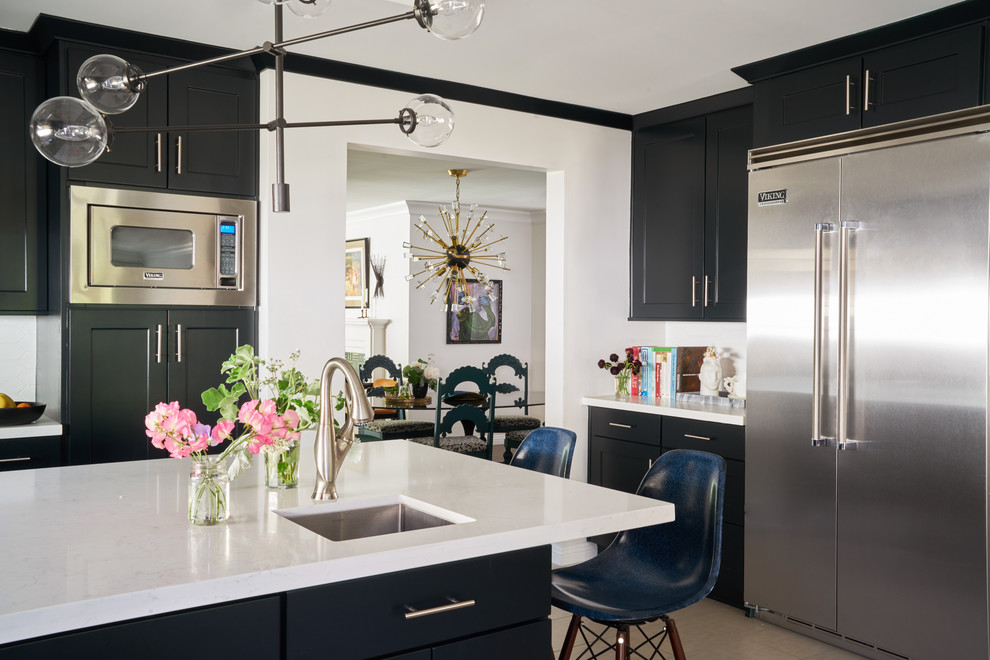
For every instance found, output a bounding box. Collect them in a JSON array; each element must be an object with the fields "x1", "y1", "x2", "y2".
[{"x1": 218, "y1": 217, "x2": 239, "y2": 287}]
